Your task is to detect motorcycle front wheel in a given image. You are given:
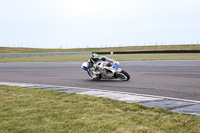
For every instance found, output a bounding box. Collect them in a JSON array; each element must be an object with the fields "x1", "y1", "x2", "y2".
[{"x1": 117, "y1": 70, "x2": 130, "y2": 81}]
